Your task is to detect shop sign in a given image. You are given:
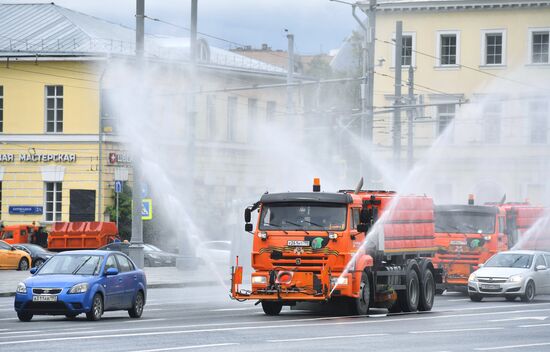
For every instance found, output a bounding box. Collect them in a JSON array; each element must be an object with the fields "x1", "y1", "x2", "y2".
[
  {"x1": 109, "y1": 152, "x2": 132, "y2": 164},
  {"x1": 9, "y1": 206, "x2": 43, "y2": 215},
  {"x1": 0, "y1": 153, "x2": 77, "y2": 163}
]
